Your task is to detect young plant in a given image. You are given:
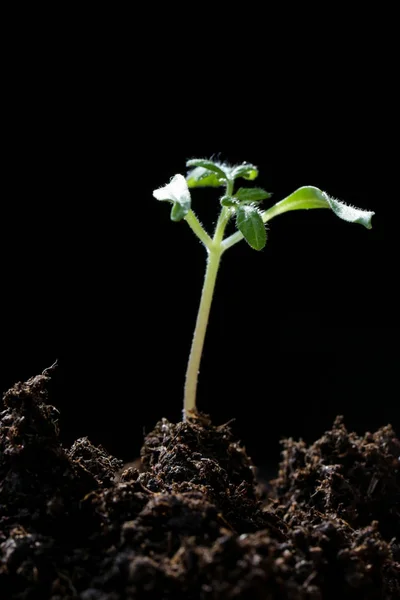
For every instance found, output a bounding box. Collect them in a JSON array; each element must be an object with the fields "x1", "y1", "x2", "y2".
[{"x1": 153, "y1": 159, "x2": 375, "y2": 420}]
